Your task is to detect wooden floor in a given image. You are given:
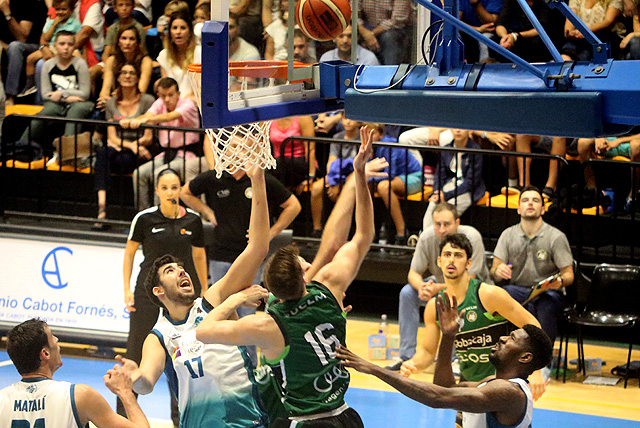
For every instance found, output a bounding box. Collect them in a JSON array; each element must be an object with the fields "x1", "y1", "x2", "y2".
[{"x1": 345, "y1": 319, "x2": 640, "y2": 421}]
